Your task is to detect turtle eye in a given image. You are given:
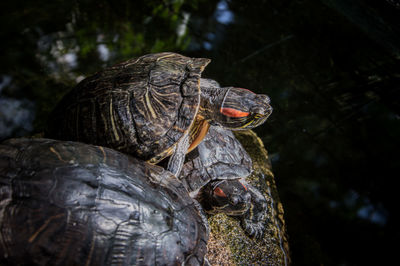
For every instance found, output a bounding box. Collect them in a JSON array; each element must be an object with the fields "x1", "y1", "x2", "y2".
[
  {"x1": 220, "y1": 107, "x2": 250, "y2": 118},
  {"x1": 214, "y1": 187, "x2": 227, "y2": 197}
]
